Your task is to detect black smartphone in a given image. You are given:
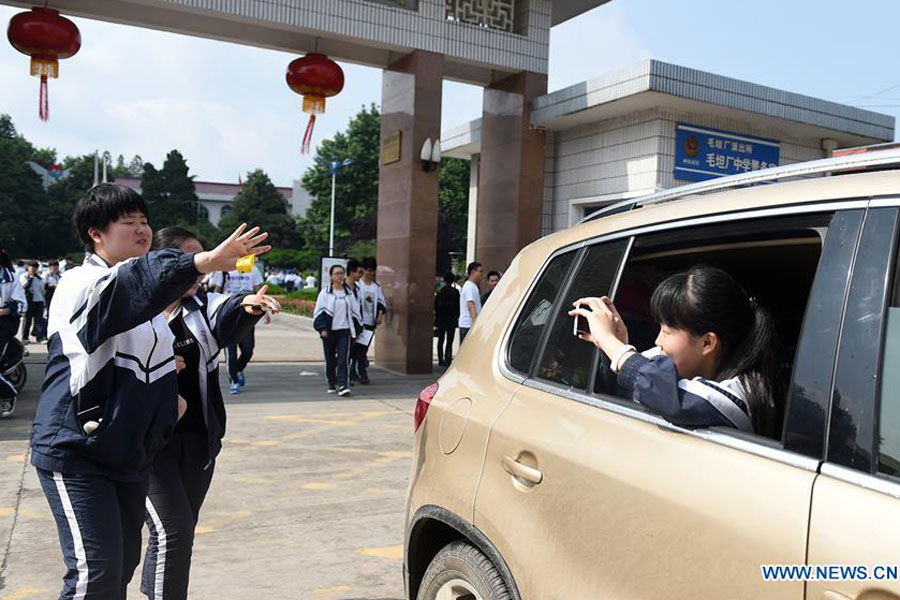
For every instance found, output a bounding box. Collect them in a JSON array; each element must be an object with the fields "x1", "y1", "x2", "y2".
[{"x1": 573, "y1": 303, "x2": 592, "y2": 336}]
